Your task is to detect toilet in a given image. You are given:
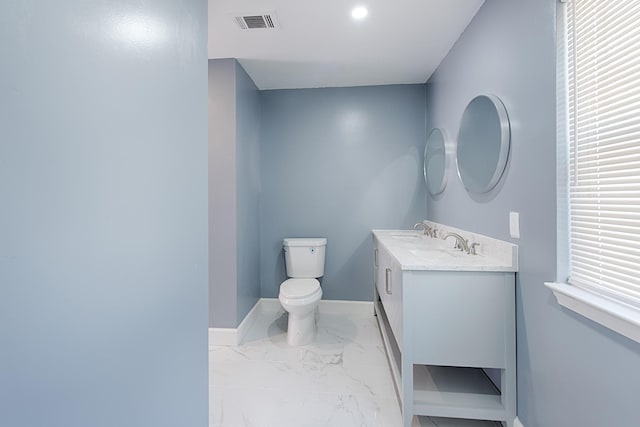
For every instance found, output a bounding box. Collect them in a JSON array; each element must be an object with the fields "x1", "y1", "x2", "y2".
[{"x1": 278, "y1": 237, "x2": 327, "y2": 346}]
